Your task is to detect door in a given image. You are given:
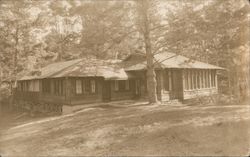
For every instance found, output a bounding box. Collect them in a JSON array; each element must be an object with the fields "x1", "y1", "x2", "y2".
[
  {"x1": 170, "y1": 70, "x2": 183, "y2": 100},
  {"x1": 102, "y1": 80, "x2": 111, "y2": 102},
  {"x1": 135, "y1": 79, "x2": 141, "y2": 98}
]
